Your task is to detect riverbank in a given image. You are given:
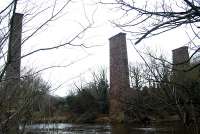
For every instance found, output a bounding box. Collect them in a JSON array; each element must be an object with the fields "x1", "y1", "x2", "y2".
[
  {"x1": 30, "y1": 114, "x2": 111, "y2": 124},
  {"x1": 30, "y1": 114, "x2": 184, "y2": 125}
]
